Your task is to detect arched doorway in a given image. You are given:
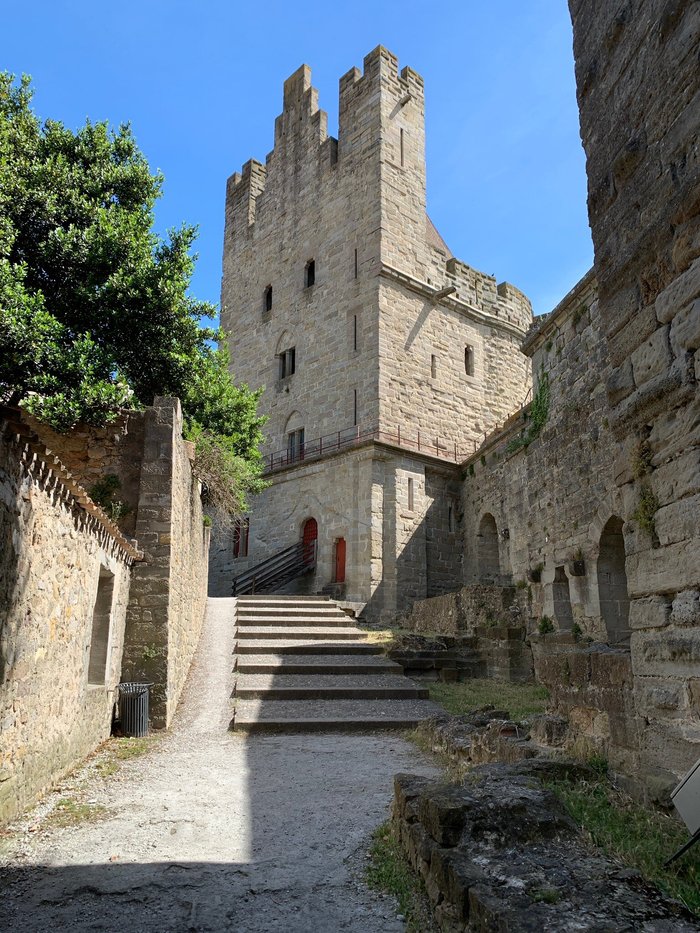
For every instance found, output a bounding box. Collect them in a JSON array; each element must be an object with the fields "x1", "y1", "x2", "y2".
[
  {"x1": 598, "y1": 516, "x2": 630, "y2": 645},
  {"x1": 477, "y1": 513, "x2": 500, "y2": 581},
  {"x1": 334, "y1": 538, "x2": 346, "y2": 584},
  {"x1": 552, "y1": 566, "x2": 574, "y2": 631},
  {"x1": 302, "y1": 517, "x2": 318, "y2": 568}
]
